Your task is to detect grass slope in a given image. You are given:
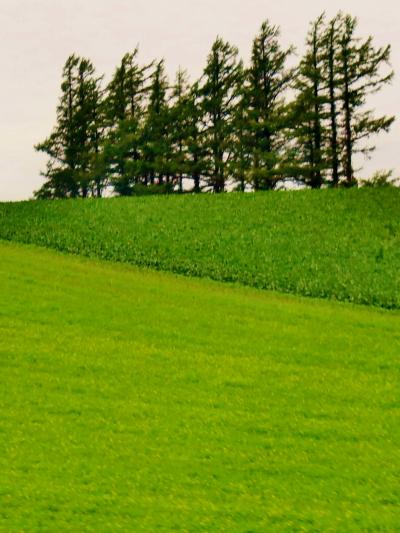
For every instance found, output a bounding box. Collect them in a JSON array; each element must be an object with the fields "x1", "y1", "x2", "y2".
[
  {"x1": 0, "y1": 188, "x2": 399, "y2": 309},
  {"x1": 1, "y1": 241, "x2": 399, "y2": 531}
]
